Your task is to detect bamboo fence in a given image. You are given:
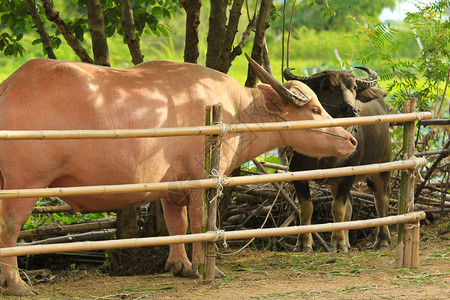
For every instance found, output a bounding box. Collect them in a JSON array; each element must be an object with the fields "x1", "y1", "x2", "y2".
[
  {"x1": 0, "y1": 111, "x2": 432, "y2": 274},
  {"x1": 0, "y1": 112, "x2": 431, "y2": 140},
  {"x1": 0, "y1": 158, "x2": 427, "y2": 200},
  {"x1": 0, "y1": 211, "x2": 425, "y2": 258}
]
